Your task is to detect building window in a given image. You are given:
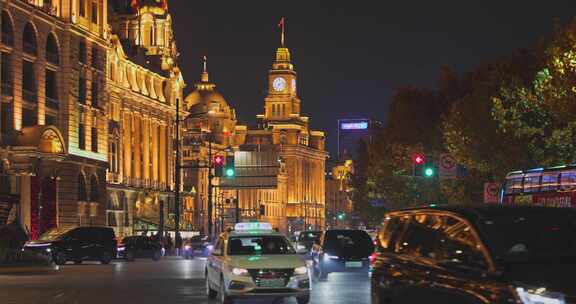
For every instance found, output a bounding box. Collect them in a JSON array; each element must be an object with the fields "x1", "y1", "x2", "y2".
[
  {"x1": 78, "y1": 76, "x2": 86, "y2": 104},
  {"x1": 79, "y1": 117, "x2": 85, "y2": 150},
  {"x1": 79, "y1": 0, "x2": 86, "y2": 17},
  {"x1": 46, "y1": 33, "x2": 59, "y2": 65},
  {"x1": 1, "y1": 11, "x2": 14, "y2": 46},
  {"x1": 45, "y1": 69, "x2": 58, "y2": 109},
  {"x1": 1, "y1": 102, "x2": 12, "y2": 135},
  {"x1": 79, "y1": 40, "x2": 86, "y2": 64},
  {"x1": 91, "y1": 79, "x2": 98, "y2": 107},
  {"x1": 91, "y1": 1, "x2": 98, "y2": 24},
  {"x1": 109, "y1": 139, "x2": 118, "y2": 173},
  {"x1": 91, "y1": 126, "x2": 98, "y2": 152},
  {"x1": 22, "y1": 61, "x2": 36, "y2": 103},
  {"x1": 1, "y1": 52, "x2": 12, "y2": 96},
  {"x1": 45, "y1": 114, "x2": 57, "y2": 126},
  {"x1": 22, "y1": 107, "x2": 37, "y2": 127},
  {"x1": 22, "y1": 23, "x2": 37, "y2": 55},
  {"x1": 91, "y1": 45, "x2": 99, "y2": 70}
]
